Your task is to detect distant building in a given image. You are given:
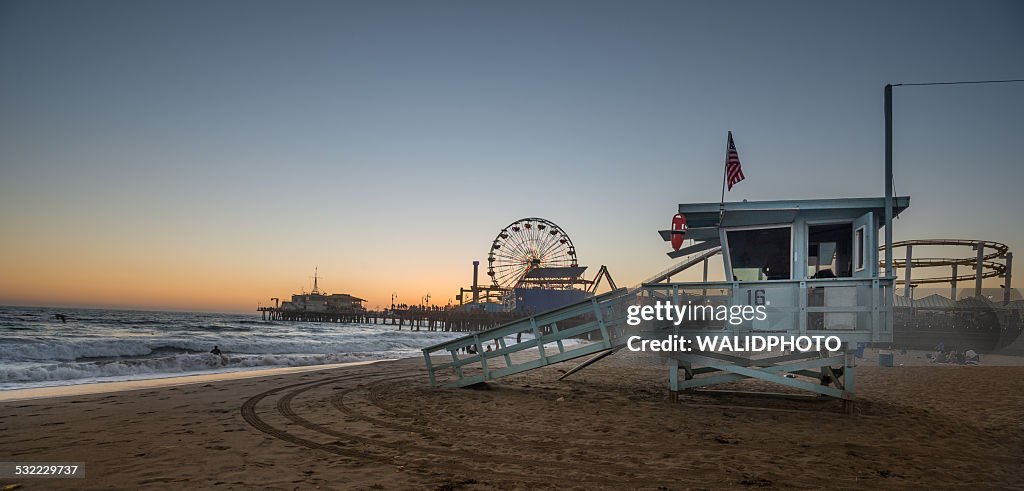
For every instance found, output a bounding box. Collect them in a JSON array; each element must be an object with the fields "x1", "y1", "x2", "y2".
[
  {"x1": 277, "y1": 269, "x2": 366, "y2": 312},
  {"x1": 278, "y1": 293, "x2": 366, "y2": 313},
  {"x1": 280, "y1": 293, "x2": 366, "y2": 312},
  {"x1": 281, "y1": 293, "x2": 327, "y2": 312},
  {"x1": 511, "y1": 266, "x2": 593, "y2": 314},
  {"x1": 955, "y1": 288, "x2": 1022, "y2": 302},
  {"x1": 327, "y1": 293, "x2": 367, "y2": 311}
]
